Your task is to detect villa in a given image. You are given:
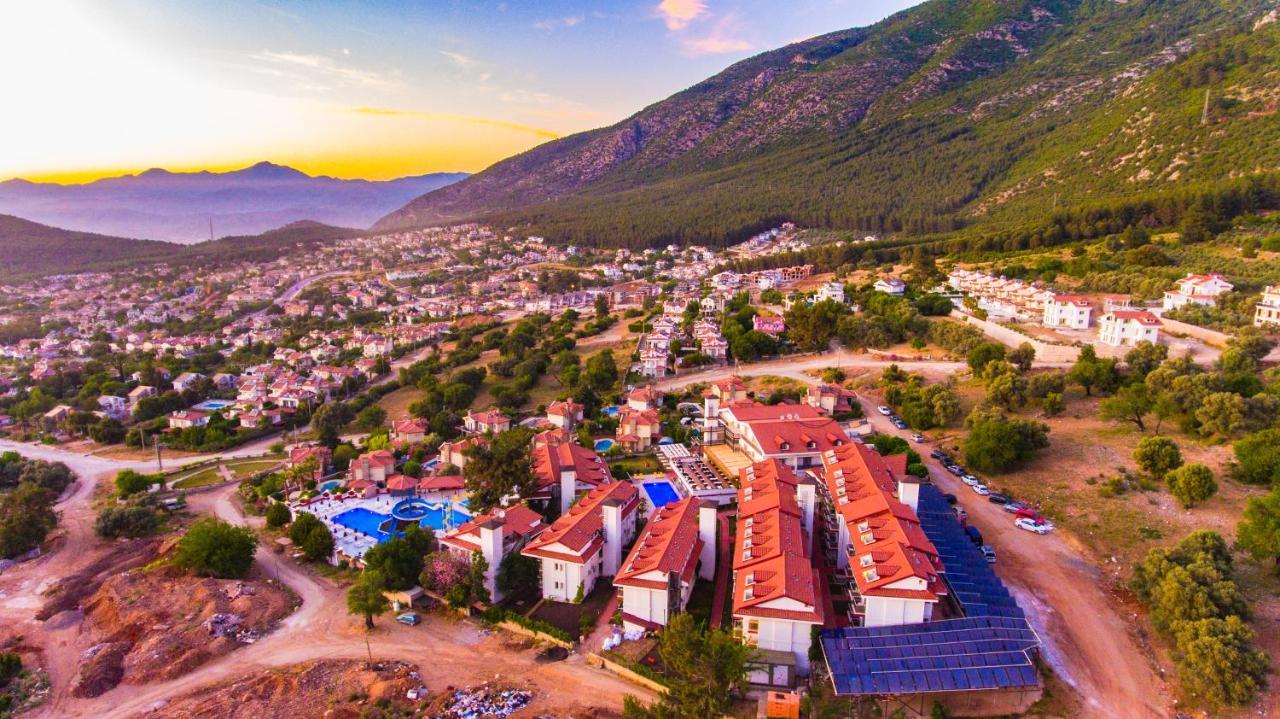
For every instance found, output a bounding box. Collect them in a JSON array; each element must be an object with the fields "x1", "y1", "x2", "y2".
[
  {"x1": 1041, "y1": 294, "x2": 1093, "y2": 329},
  {"x1": 441, "y1": 503, "x2": 547, "y2": 603},
  {"x1": 614, "y1": 497, "x2": 718, "y2": 632},
  {"x1": 521, "y1": 481, "x2": 641, "y2": 603},
  {"x1": 463, "y1": 408, "x2": 511, "y2": 434},
  {"x1": 1162, "y1": 273, "x2": 1234, "y2": 310},
  {"x1": 1255, "y1": 285, "x2": 1280, "y2": 328},
  {"x1": 616, "y1": 406, "x2": 661, "y2": 453},
  {"x1": 1098, "y1": 310, "x2": 1161, "y2": 347}
]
